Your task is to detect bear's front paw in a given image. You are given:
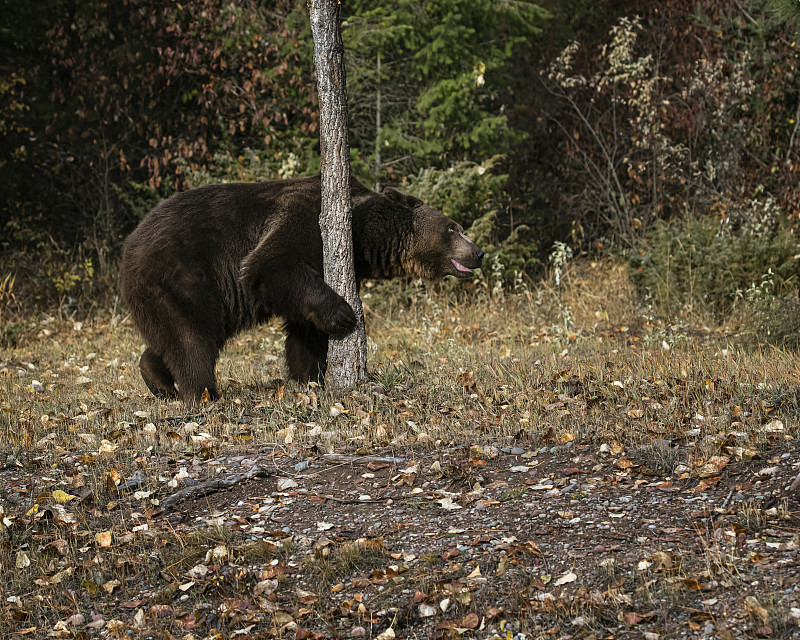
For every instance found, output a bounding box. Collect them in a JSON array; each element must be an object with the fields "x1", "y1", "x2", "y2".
[{"x1": 310, "y1": 298, "x2": 357, "y2": 336}]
